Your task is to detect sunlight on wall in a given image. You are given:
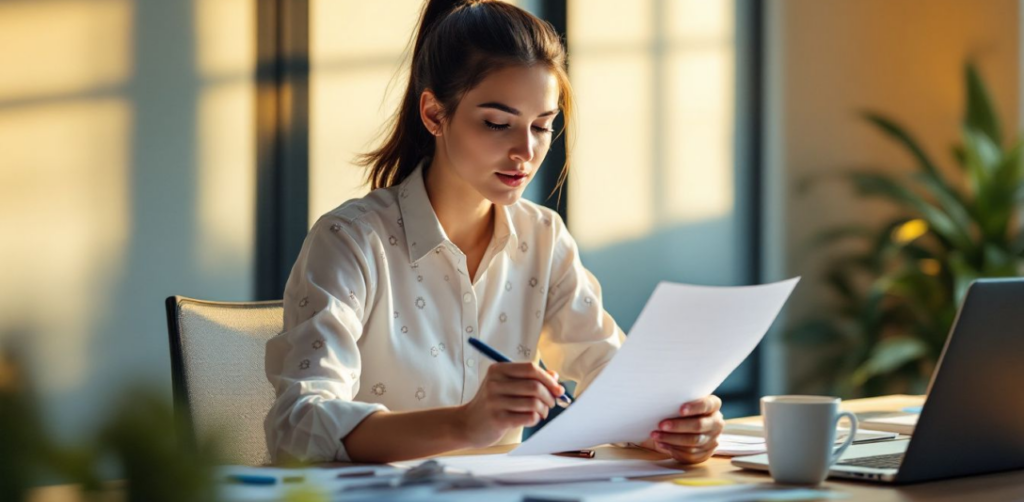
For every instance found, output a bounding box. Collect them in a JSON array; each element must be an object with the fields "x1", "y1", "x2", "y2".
[
  {"x1": 197, "y1": 82, "x2": 255, "y2": 275},
  {"x1": 664, "y1": 0, "x2": 735, "y2": 223},
  {"x1": 0, "y1": 0, "x2": 131, "y2": 101},
  {"x1": 567, "y1": 0, "x2": 735, "y2": 249},
  {"x1": 565, "y1": 56, "x2": 656, "y2": 247},
  {"x1": 195, "y1": 0, "x2": 254, "y2": 78},
  {"x1": 0, "y1": 1, "x2": 133, "y2": 394},
  {"x1": 569, "y1": 0, "x2": 653, "y2": 46},
  {"x1": 195, "y1": 0, "x2": 256, "y2": 280},
  {"x1": 308, "y1": 0, "x2": 424, "y2": 223},
  {"x1": 0, "y1": 100, "x2": 132, "y2": 392}
]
